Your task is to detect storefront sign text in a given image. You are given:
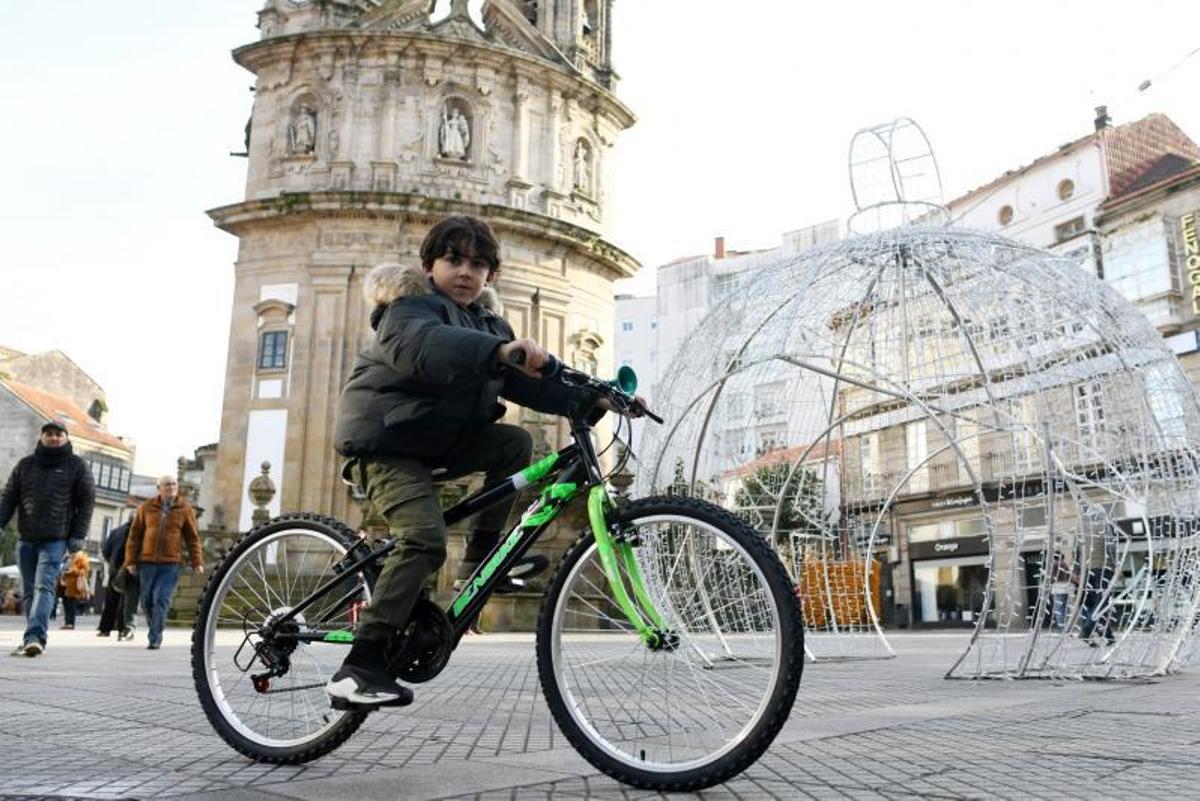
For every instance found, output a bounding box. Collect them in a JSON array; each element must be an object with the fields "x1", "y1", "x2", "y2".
[
  {"x1": 1183, "y1": 212, "x2": 1200, "y2": 313},
  {"x1": 933, "y1": 541, "x2": 960, "y2": 553},
  {"x1": 932, "y1": 495, "x2": 976, "y2": 509}
]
